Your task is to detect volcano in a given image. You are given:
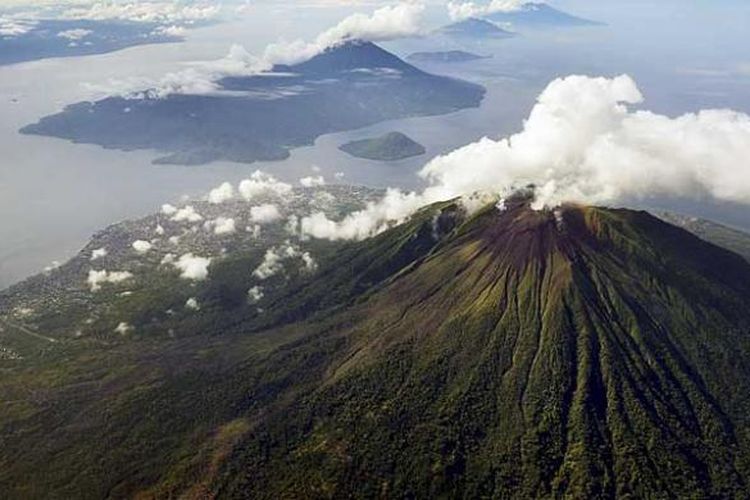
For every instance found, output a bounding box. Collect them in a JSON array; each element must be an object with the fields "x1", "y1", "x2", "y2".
[
  {"x1": 438, "y1": 17, "x2": 516, "y2": 38},
  {"x1": 19, "y1": 41, "x2": 484, "y2": 166},
  {"x1": 2, "y1": 197, "x2": 750, "y2": 497},
  {"x1": 485, "y1": 3, "x2": 602, "y2": 28}
]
